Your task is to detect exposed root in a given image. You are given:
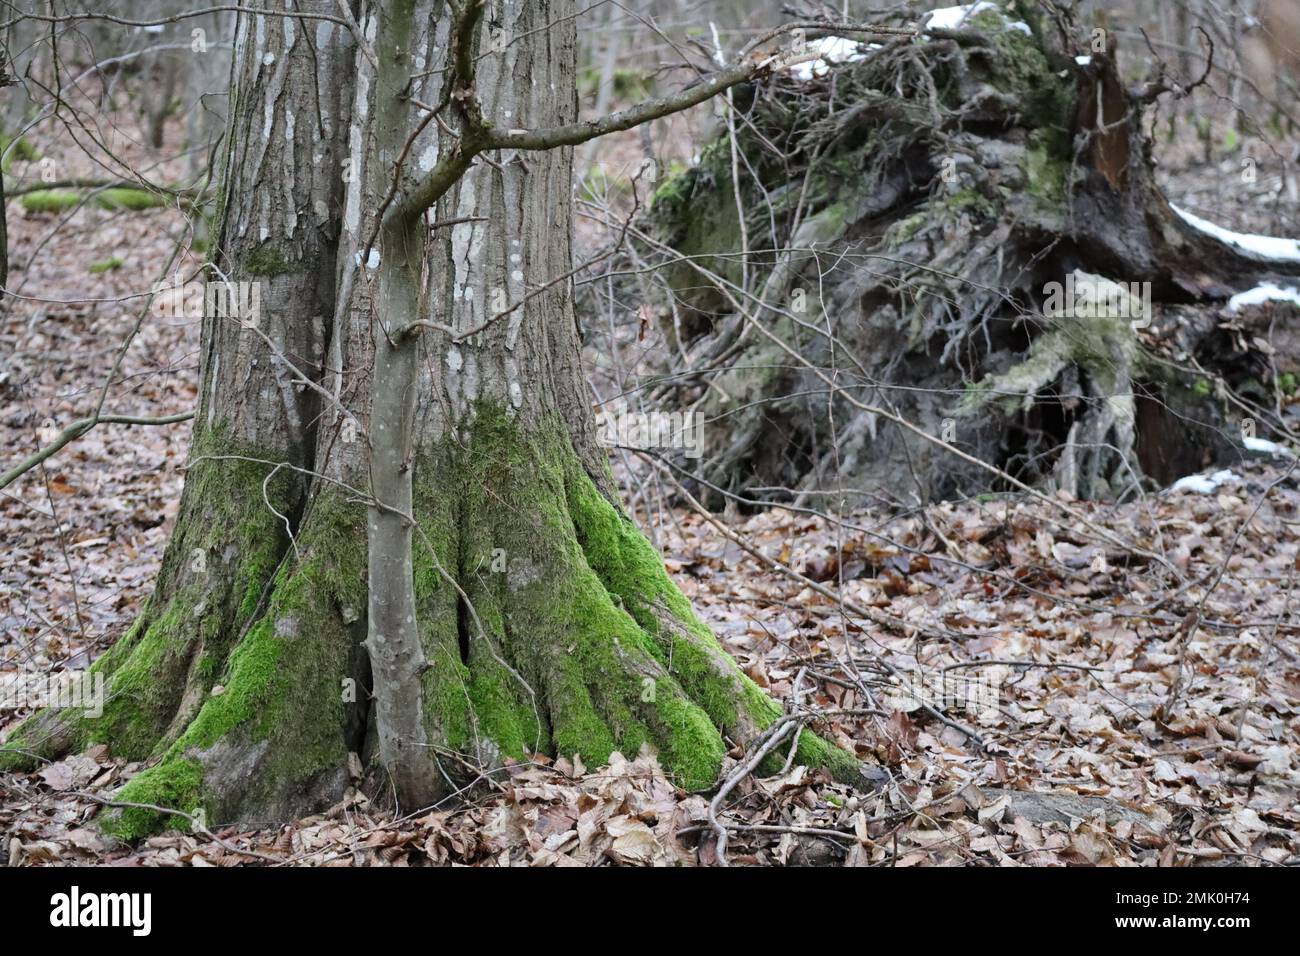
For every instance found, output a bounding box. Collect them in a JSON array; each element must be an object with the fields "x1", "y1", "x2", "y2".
[
  {"x1": 0, "y1": 433, "x2": 301, "y2": 774},
  {"x1": 620, "y1": 4, "x2": 1298, "y2": 505},
  {"x1": 957, "y1": 271, "x2": 1145, "y2": 498},
  {"x1": 5, "y1": 413, "x2": 872, "y2": 837},
  {"x1": 100, "y1": 492, "x2": 366, "y2": 839}
]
